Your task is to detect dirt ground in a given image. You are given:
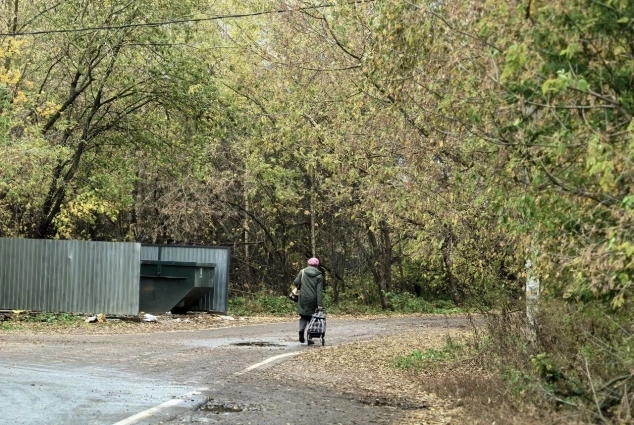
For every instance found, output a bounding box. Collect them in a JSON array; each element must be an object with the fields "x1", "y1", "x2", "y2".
[
  {"x1": 0, "y1": 311, "x2": 293, "y2": 334},
  {"x1": 262, "y1": 326, "x2": 559, "y2": 425},
  {"x1": 0, "y1": 312, "x2": 559, "y2": 424},
  {"x1": 0, "y1": 311, "x2": 440, "y2": 334},
  {"x1": 261, "y1": 327, "x2": 465, "y2": 424}
]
